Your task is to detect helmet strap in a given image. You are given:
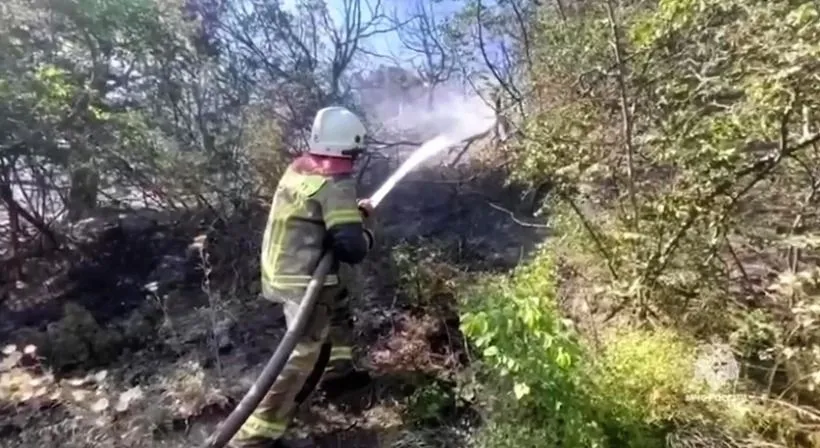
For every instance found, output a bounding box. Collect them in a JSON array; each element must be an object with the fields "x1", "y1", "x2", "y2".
[{"x1": 341, "y1": 148, "x2": 365, "y2": 159}]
